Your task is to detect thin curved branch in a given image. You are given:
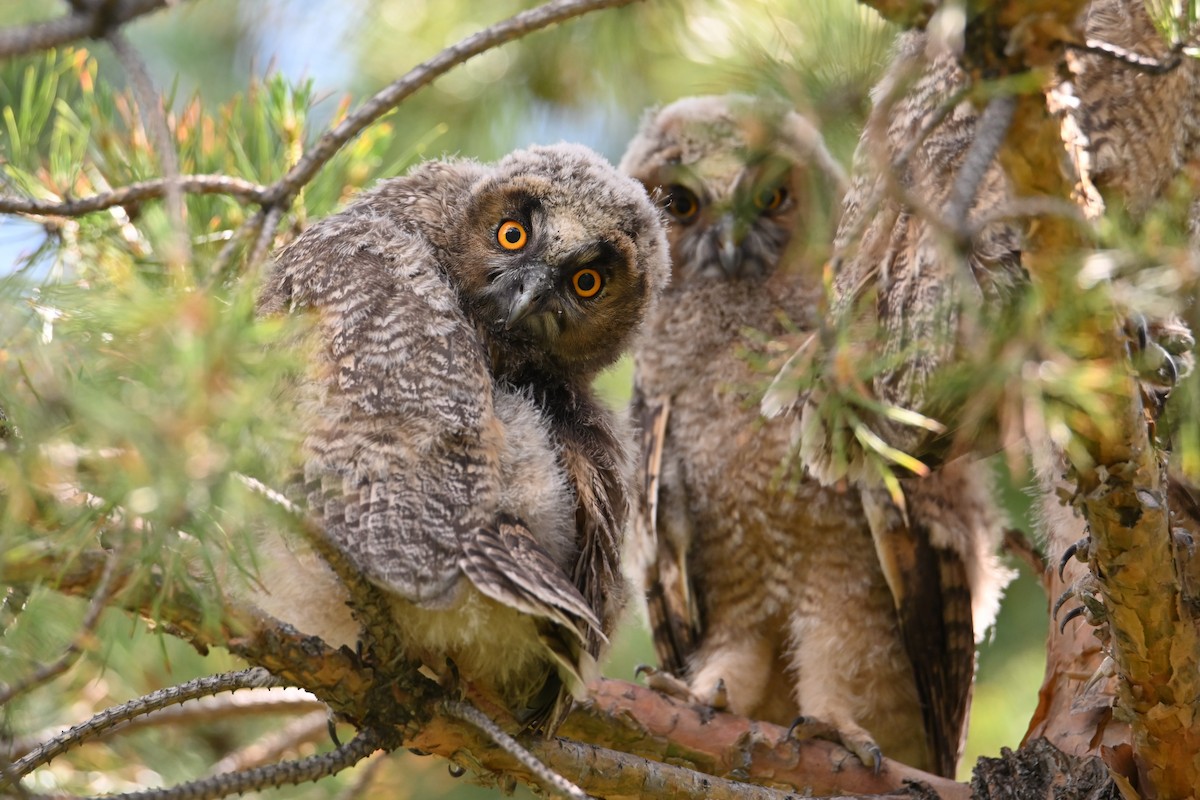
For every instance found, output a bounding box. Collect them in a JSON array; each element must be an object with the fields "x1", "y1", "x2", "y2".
[
  {"x1": 217, "y1": 0, "x2": 647, "y2": 280},
  {"x1": 0, "y1": 546, "x2": 119, "y2": 706},
  {"x1": 945, "y1": 94, "x2": 1017, "y2": 237},
  {"x1": 443, "y1": 700, "x2": 588, "y2": 800},
  {"x1": 0, "y1": 176, "x2": 268, "y2": 217},
  {"x1": 6, "y1": 690, "x2": 326, "y2": 762},
  {"x1": 260, "y1": 0, "x2": 642, "y2": 210},
  {"x1": 211, "y1": 208, "x2": 264, "y2": 279},
  {"x1": 89, "y1": 727, "x2": 385, "y2": 800},
  {"x1": 207, "y1": 710, "x2": 332, "y2": 775},
  {"x1": 0, "y1": 0, "x2": 185, "y2": 59},
  {"x1": 1, "y1": 669, "x2": 286, "y2": 788},
  {"x1": 245, "y1": 203, "x2": 284, "y2": 277}
]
